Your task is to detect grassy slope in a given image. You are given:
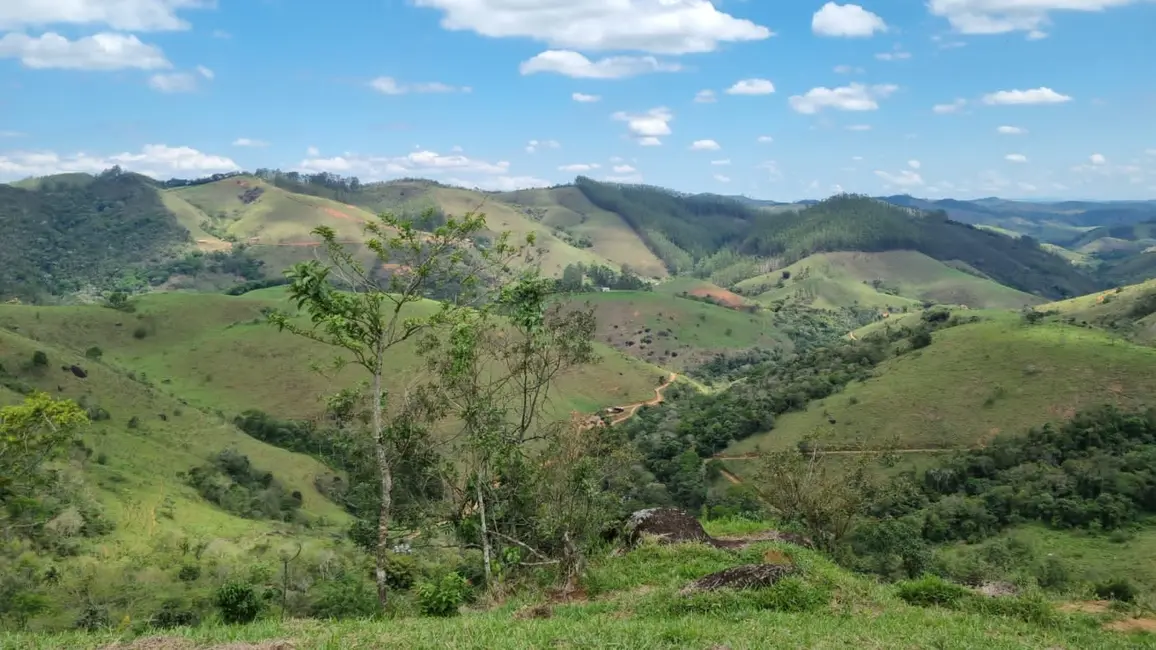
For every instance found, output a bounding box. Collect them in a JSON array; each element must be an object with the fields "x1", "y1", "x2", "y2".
[
  {"x1": 566, "y1": 290, "x2": 789, "y2": 370},
  {"x1": 0, "y1": 329, "x2": 348, "y2": 550},
  {"x1": 1039, "y1": 279, "x2": 1156, "y2": 345},
  {"x1": 14, "y1": 536, "x2": 1152, "y2": 649},
  {"x1": 725, "y1": 313, "x2": 1156, "y2": 455},
  {"x1": 735, "y1": 251, "x2": 1042, "y2": 311},
  {"x1": 0, "y1": 291, "x2": 666, "y2": 422},
  {"x1": 493, "y1": 186, "x2": 669, "y2": 279},
  {"x1": 158, "y1": 191, "x2": 231, "y2": 252}
]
